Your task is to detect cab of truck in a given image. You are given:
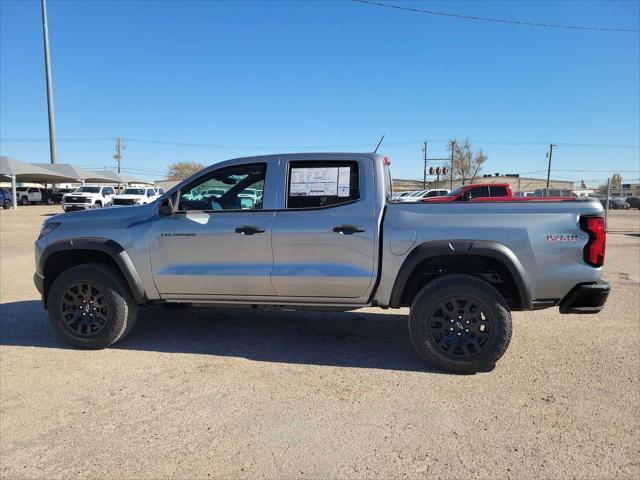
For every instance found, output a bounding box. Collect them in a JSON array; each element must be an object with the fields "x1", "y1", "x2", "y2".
[{"x1": 422, "y1": 183, "x2": 513, "y2": 202}]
